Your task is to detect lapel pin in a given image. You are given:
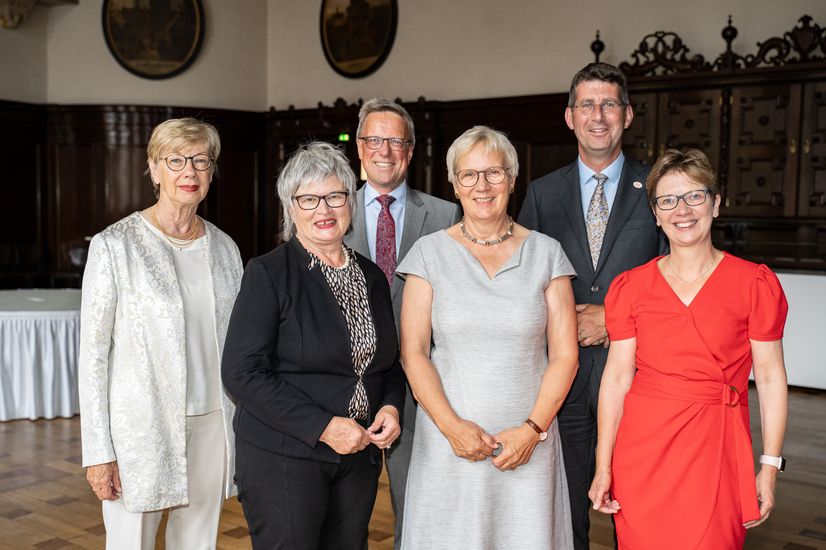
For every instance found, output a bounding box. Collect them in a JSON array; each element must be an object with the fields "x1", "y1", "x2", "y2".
[{"x1": 633, "y1": 181, "x2": 643, "y2": 189}]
